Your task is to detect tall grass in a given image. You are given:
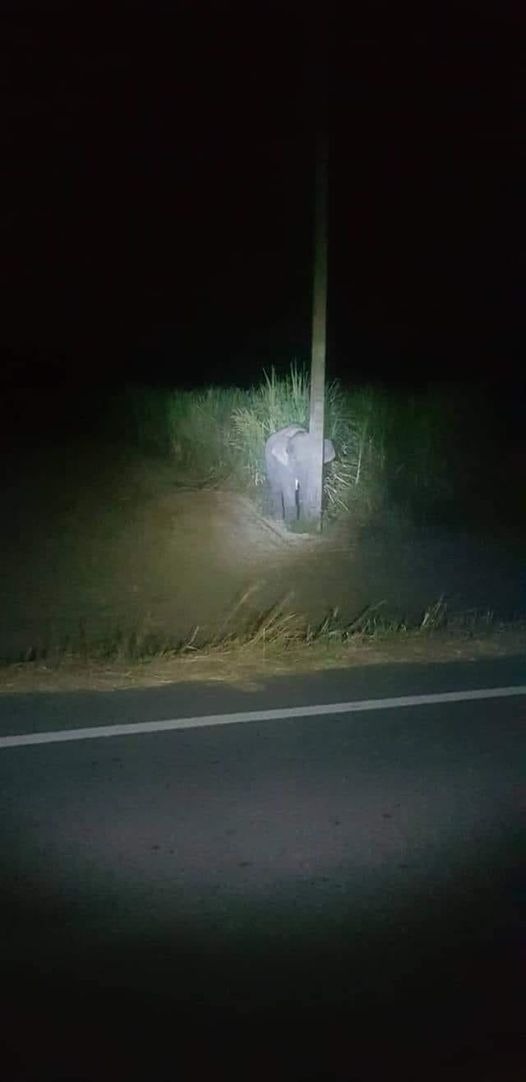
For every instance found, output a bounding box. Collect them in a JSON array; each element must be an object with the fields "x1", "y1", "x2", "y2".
[
  {"x1": 124, "y1": 384, "x2": 245, "y2": 481},
  {"x1": 229, "y1": 367, "x2": 384, "y2": 516},
  {"x1": 371, "y1": 385, "x2": 492, "y2": 522},
  {"x1": 123, "y1": 369, "x2": 504, "y2": 526},
  {"x1": 229, "y1": 366, "x2": 310, "y2": 486}
]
